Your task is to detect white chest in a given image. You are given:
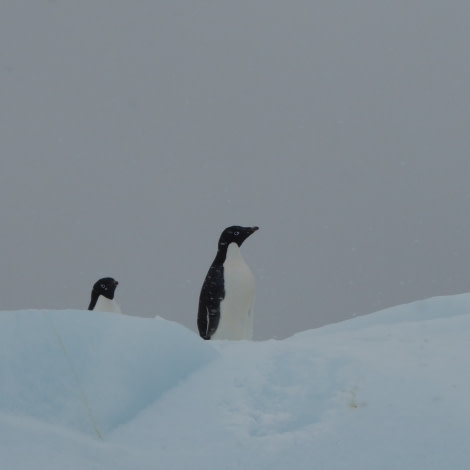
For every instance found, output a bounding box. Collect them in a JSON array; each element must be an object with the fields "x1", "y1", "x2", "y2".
[
  {"x1": 212, "y1": 243, "x2": 255, "y2": 340},
  {"x1": 93, "y1": 296, "x2": 121, "y2": 314}
]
